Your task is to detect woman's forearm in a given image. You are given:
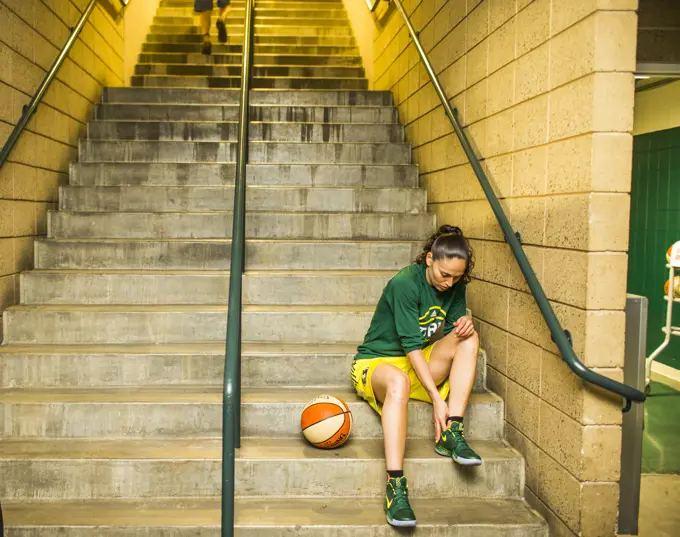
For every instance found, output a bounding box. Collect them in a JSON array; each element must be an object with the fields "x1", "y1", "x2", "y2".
[{"x1": 407, "y1": 349, "x2": 441, "y2": 398}]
